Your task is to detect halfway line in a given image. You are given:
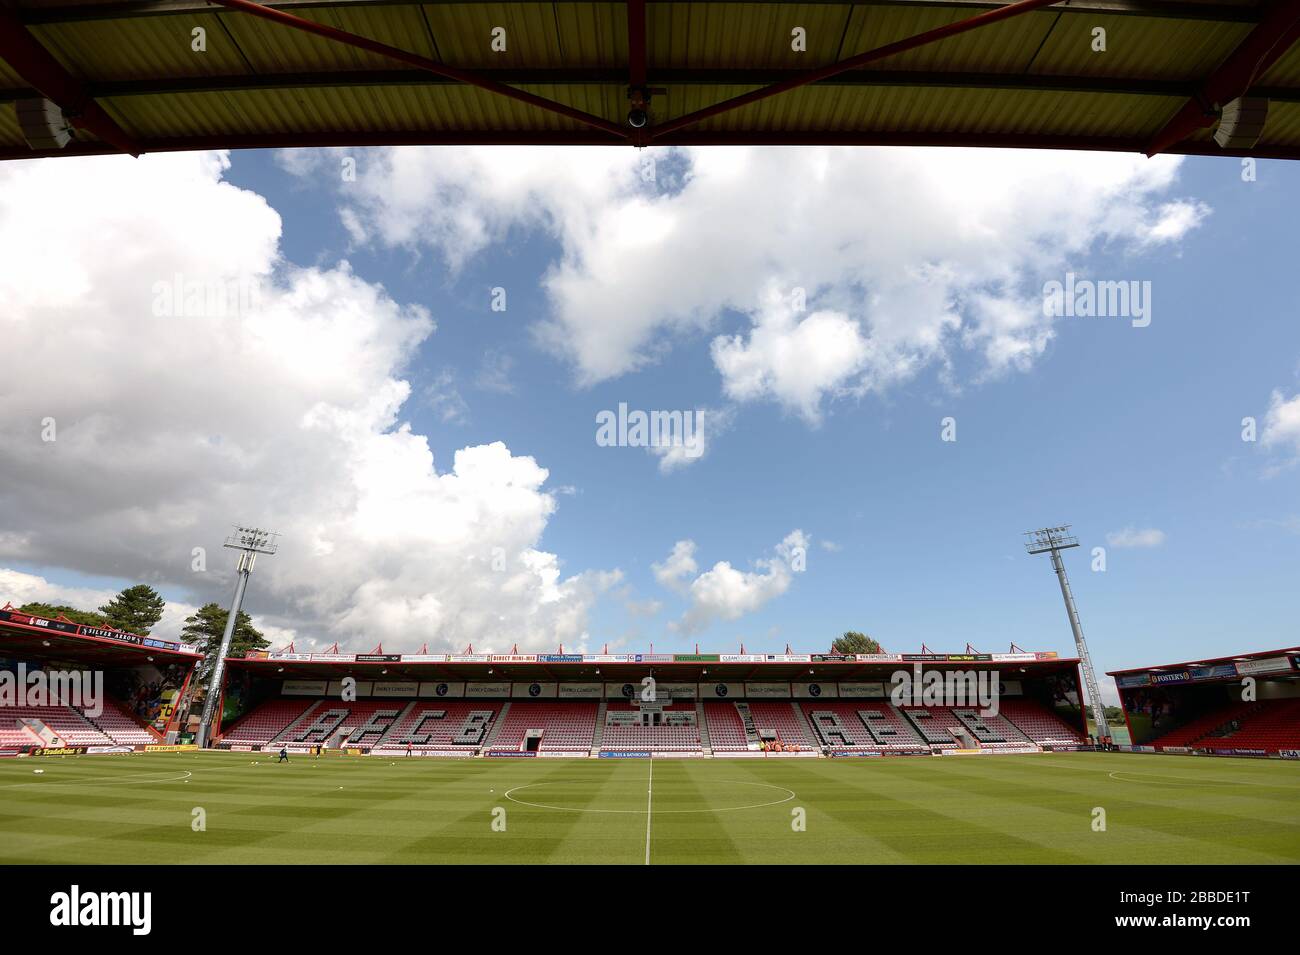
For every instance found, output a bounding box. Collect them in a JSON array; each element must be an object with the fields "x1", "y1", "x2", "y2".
[{"x1": 644, "y1": 759, "x2": 653, "y2": 865}]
